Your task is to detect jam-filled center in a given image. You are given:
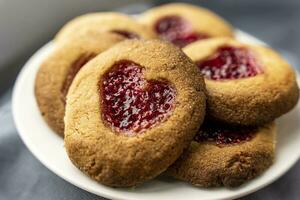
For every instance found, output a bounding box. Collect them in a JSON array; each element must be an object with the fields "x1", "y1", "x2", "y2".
[
  {"x1": 197, "y1": 45, "x2": 262, "y2": 80},
  {"x1": 110, "y1": 30, "x2": 140, "y2": 39},
  {"x1": 101, "y1": 60, "x2": 176, "y2": 136},
  {"x1": 194, "y1": 123, "x2": 254, "y2": 146},
  {"x1": 155, "y1": 15, "x2": 208, "y2": 48},
  {"x1": 61, "y1": 53, "x2": 96, "y2": 102}
]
